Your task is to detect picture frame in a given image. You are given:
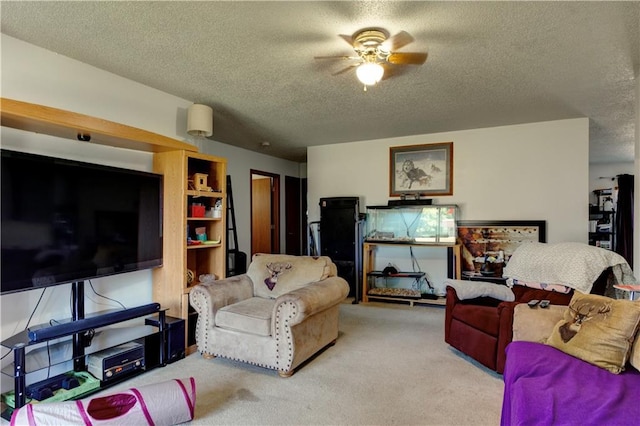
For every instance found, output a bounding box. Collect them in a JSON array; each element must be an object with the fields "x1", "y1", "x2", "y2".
[
  {"x1": 456, "y1": 220, "x2": 546, "y2": 274},
  {"x1": 389, "y1": 142, "x2": 453, "y2": 197}
]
